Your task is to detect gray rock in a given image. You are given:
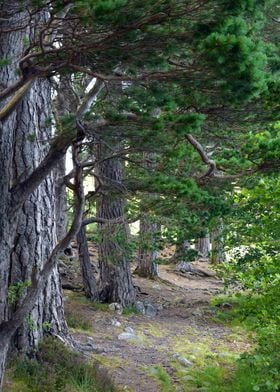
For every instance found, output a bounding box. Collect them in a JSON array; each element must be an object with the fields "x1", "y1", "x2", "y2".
[
  {"x1": 124, "y1": 326, "x2": 134, "y2": 334},
  {"x1": 145, "y1": 303, "x2": 157, "y2": 317},
  {"x1": 192, "y1": 311, "x2": 203, "y2": 317},
  {"x1": 175, "y1": 261, "x2": 193, "y2": 273},
  {"x1": 173, "y1": 353, "x2": 193, "y2": 367},
  {"x1": 118, "y1": 332, "x2": 136, "y2": 340},
  {"x1": 135, "y1": 301, "x2": 145, "y2": 314},
  {"x1": 218, "y1": 352, "x2": 232, "y2": 359},
  {"x1": 109, "y1": 302, "x2": 123, "y2": 314},
  {"x1": 111, "y1": 319, "x2": 121, "y2": 327}
]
